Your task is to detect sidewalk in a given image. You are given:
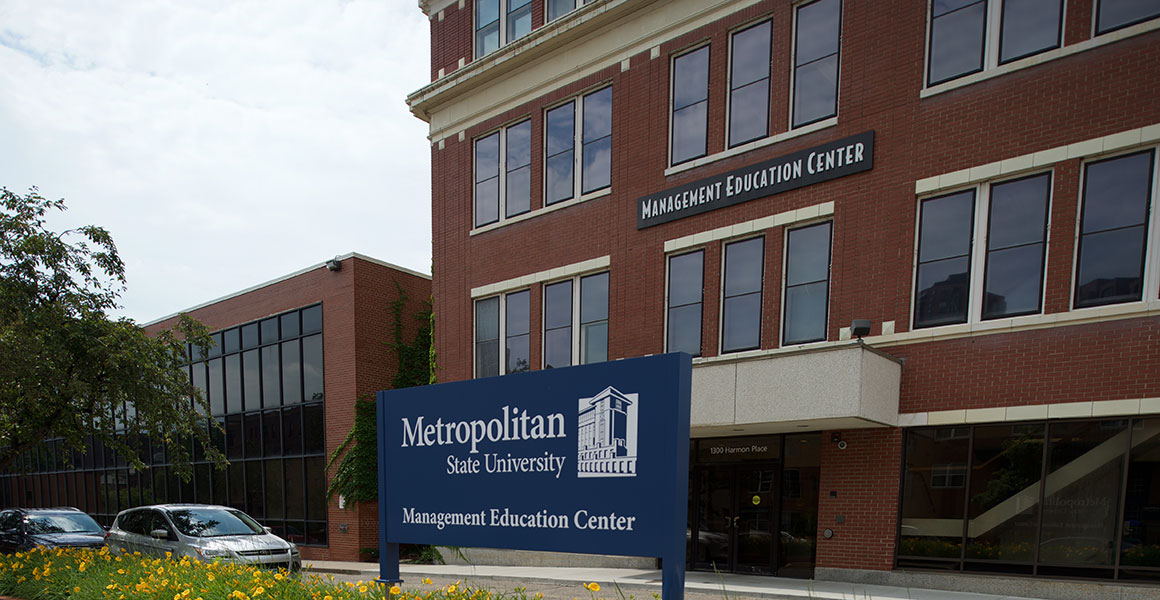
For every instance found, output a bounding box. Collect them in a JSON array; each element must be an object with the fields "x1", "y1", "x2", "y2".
[{"x1": 301, "y1": 561, "x2": 1049, "y2": 600}]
